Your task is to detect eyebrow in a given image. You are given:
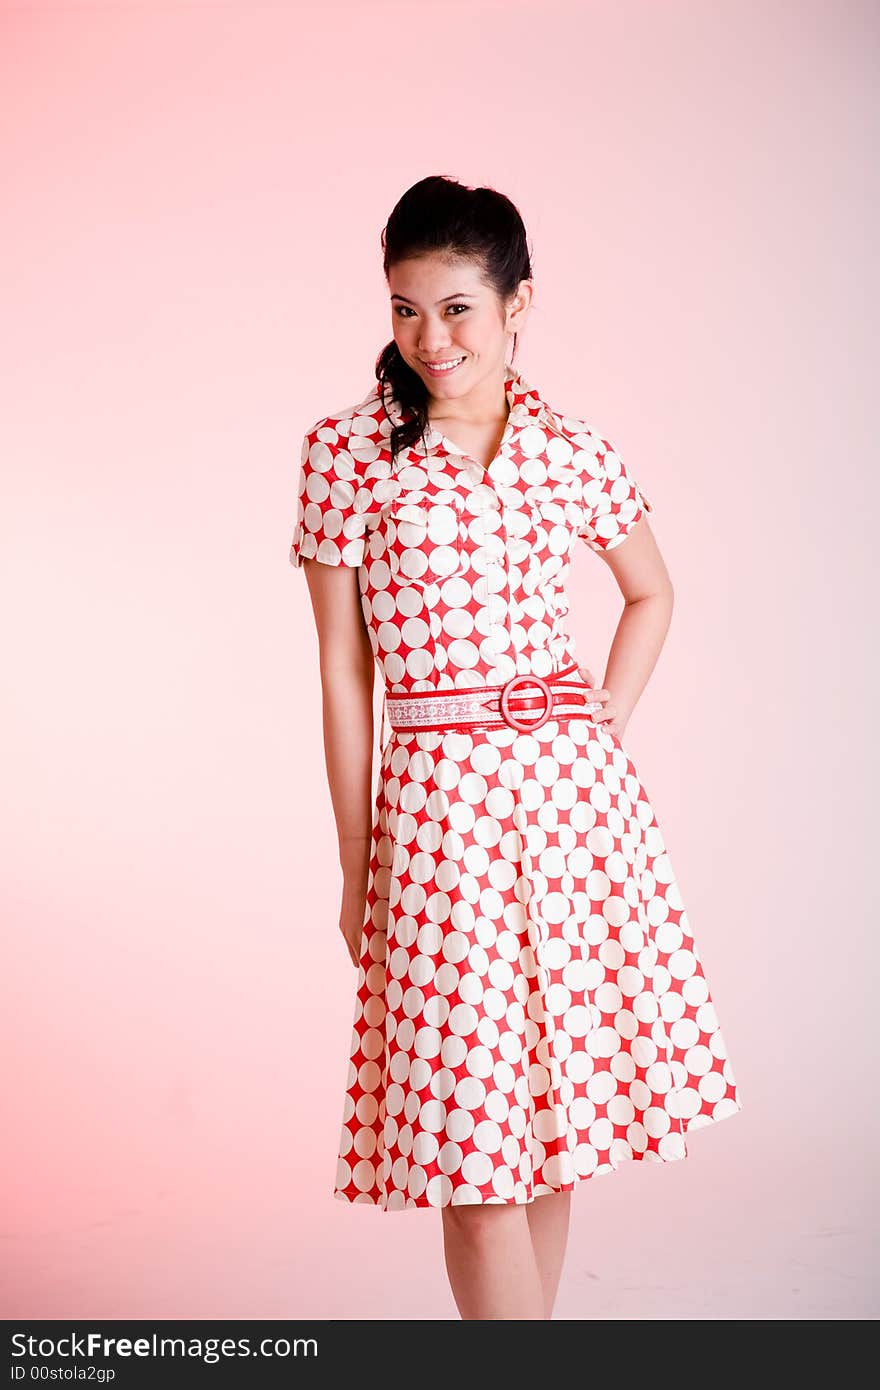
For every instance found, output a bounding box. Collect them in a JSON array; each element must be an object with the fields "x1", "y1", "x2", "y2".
[{"x1": 390, "y1": 292, "x2": 477, "y2": 304}]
